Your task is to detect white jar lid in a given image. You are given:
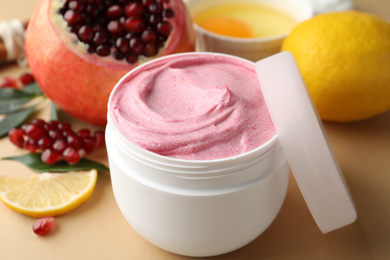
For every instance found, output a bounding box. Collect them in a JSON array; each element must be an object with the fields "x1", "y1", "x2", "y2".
[{"x1": 255, "y1": 51, "x2": 357, "y2": 233}]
